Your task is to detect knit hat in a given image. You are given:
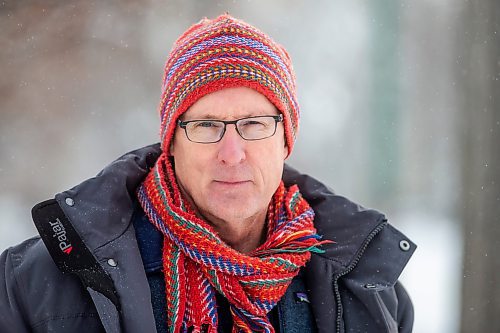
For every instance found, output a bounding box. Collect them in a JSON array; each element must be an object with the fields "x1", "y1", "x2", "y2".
[{"x1": 158, "y1": 14, "x2": 300, "y2": 155}]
